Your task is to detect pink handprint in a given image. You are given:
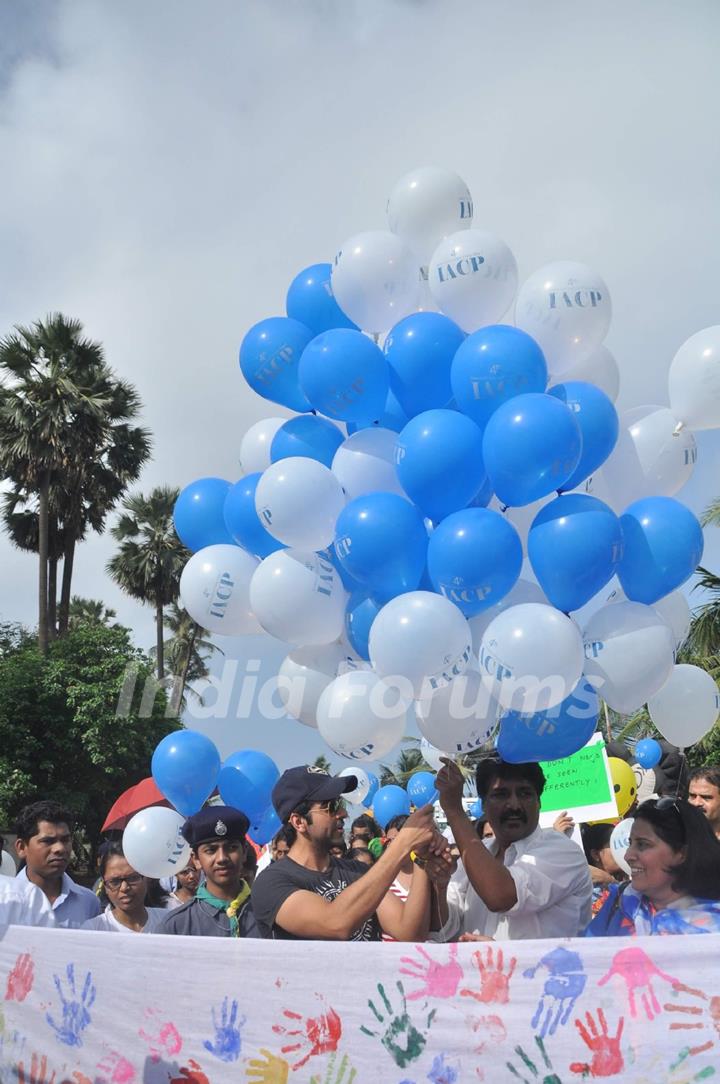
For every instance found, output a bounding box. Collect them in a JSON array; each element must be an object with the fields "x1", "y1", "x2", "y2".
[
  {"x1": 138, "y1": 1007, "x2": 183, "y2": 1062},
  {"x1": 569, "y1": 1008, "x2": 624, "y2": 1077},
  {"x1": 5, "y1": 953, "x2": 34, "y2": 1002},
  {"x1": 272, "y1": 996, "x2": 342, "y2": 1069},
  {"x1": 460, "y1": 945, "x2": 517, "y2": 1005},
  {"x1": 399, "y1": 944, "x2": 463, "y2": 1000},
  {"x1": 96, "y1": 1051, "x2": 136, "y2": 1084},
  {"x1": 467, "y1": 1013, "x2": 507, "y2": 1055},
  {"x1": 598, "y1": 947, "x2": 677, "y2": 1020}
]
